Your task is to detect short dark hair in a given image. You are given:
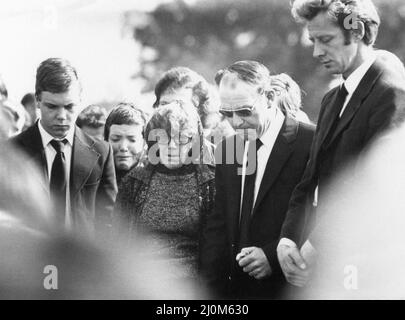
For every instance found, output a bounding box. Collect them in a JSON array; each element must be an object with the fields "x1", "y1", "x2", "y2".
[
  {"x1": 291, "y1": 0, "x2": 380, "y2": 46},
  {"x1": 21, "y1": 93, "x2": 35, "y2": 107},
  {"x1": 215, "y1": 60, "x2": 272, "y2": 94},
  {"x1": 153, "y1": 67, "x2": 219, "y2": 130},
  {"x1": 104, "y1": 103, "x2": 148, "y2": 141},
  {"x1": 35, "y1": 58, "x2": 81, "y2": 99},
  {"x1": 76, "y1": 105, "x2": 107, "y2": 129}
]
